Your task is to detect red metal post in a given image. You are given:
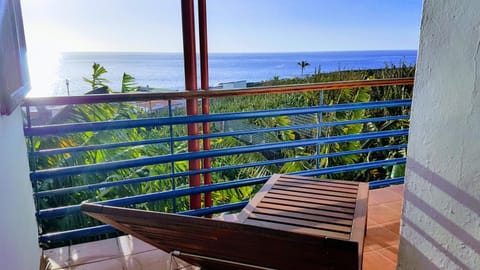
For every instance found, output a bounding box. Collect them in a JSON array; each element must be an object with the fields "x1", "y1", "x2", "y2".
[
  {"x1": 198, "y1": 0, "x2": 212, "y2": 208},
  {"x1": 181, "y1": 0, "x2": 201, "y2": 209}
]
